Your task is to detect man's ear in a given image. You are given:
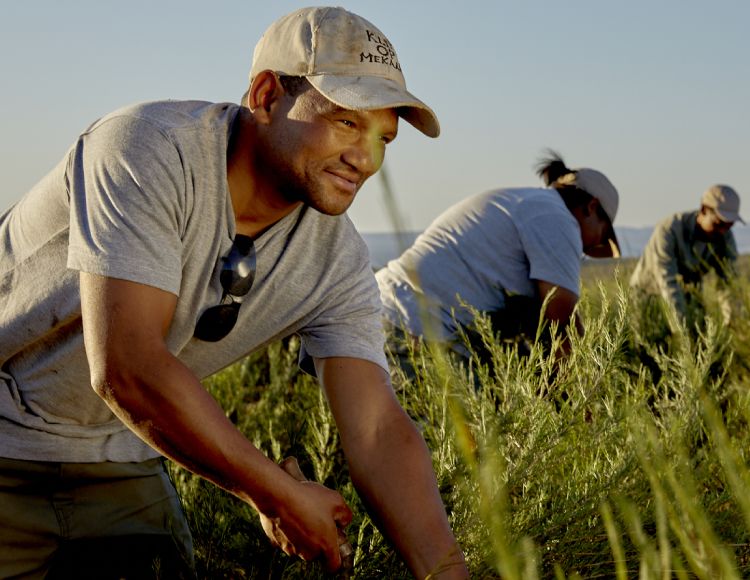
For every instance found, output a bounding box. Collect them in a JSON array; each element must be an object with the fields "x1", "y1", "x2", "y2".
[{"x1": 248, "y1": 70, "x2": 285, "y2": 123}]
